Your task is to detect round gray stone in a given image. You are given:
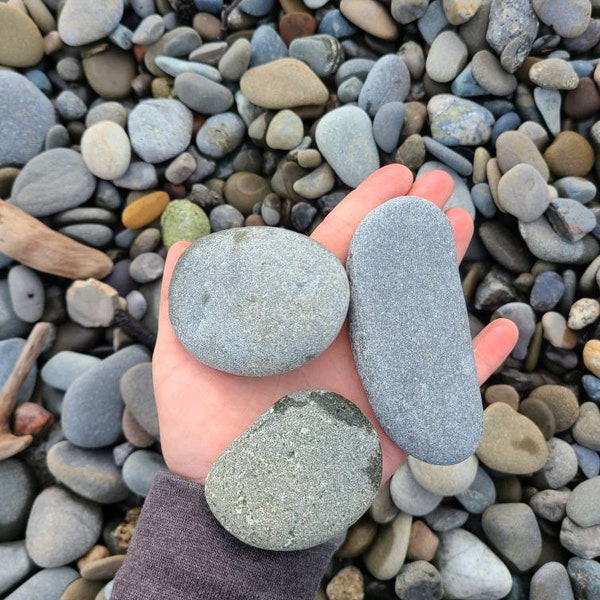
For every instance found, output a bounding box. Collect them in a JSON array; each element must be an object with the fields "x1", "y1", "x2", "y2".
[
  {"x1": 0, "y1": 71, "x2": 56, "y2": 167},
  {"x1": 47, "y1": 441, "x2": 130, "y2": 504},
  {"x1": 0, "y1": 338, "x2": 37, "y2": 404},
  {"x1": 205, "y1": 390, "x2": 382, "y2": 551},
  {"x1": 455, "y1": 465, "x2": 497, "y2": 514},
  {"x1": 566, "y1": 476, "x2": 600, "y2": 528},
  {"x1": 128, "y1": 99, "x2": 193, "y2": 164},
  {"x1": 471, "y1": 50, "x2": 518, "y2": 96},
  {"x1": 288, "y1": 35, "x2": 344, "y2": 78},
  {"x1": 10, "y1": 148, "x2": 96, "y2": 217},
  {"x1": 533, "y1": 437, "x2": 578, "y2": 489},
  {"x1": 425, "y1": 31, "x2": 468, "y2": 83},
  {"x1": 0, "y1": 281, "x2": 28, "y2": 341},
  {"x1": 568, "y1": 557, "x2": 600, "y2": 599},
  {"x1": 25, "y1": 487, "x2": 102, "y2": 568},
  {"x1": 372, "y1": 102, "x2": 405, "y2": 154},
  {"x1": 129, "y1": 252, "x2": 164, "y2": 284},
  {"x1": 196, "y1": 112, "x2": 246, "y2": 159},
  {"x1": 174, "y1": 73, "x2": 234, "y2": 115},
  {"x1": 61, "y1": 345, "x2": 151, "y2": 448},
  {"x1": 532, "y1": 0, "x2": 591, "y2": 38},
  {"x1": 5, "y1": 567, "x2": 79, "y2": 600},
  {"x1": 0, "y1": 459, "x2": 36, "y2": 543},
  {"x1": 486, "y1": 0, "x2": 539, "y2": 54},
  {"x1": 169, "y1": 227, "x2": 349, "y2": 376},
  {"x1": 120, "y1": 362, "x2": 159, "y2": 439},
  {"x1": 40, "y1": 351, "x2": 101, "y2": 391},
  {"x1": 209, "y1": 203, "x2": 244, "y2": 232},
  {"x1": 121, "y1": 451, "x2": 168, "y2": 497},
  {"x1": 389, "y1": 462, "x2": 443, "y2": 517},
  {"x1": 0, "y1": 541, "x2": 35, "y2": 596},
  {"x1": 530, "y1": 562, "x2": 574, "y2": 600},
  {"x1": 315, "y1": 105, "x2": 379, "y2": 188},
  {"x1": 58, "y1": 0, "x2": 123, "y2": 46}
]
